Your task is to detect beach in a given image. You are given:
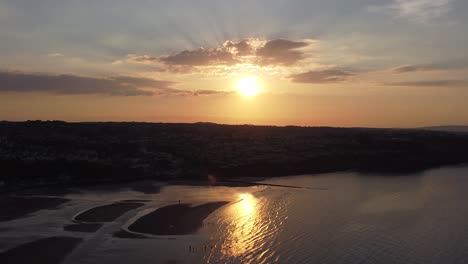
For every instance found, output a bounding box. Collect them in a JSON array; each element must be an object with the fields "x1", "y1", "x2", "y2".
[
  {"x1": 0, "y1": 181, "x2": 245, "y2": 263},
  {"x1": 74, "y1": 202, "x2": 144, "y2": 223},
  {"x1": 128, "y1": 202, "x2": 229, "y2": 235},
  {"x1": 0, "y1": 196, "x2": 69, "y2": 222},
  {"x1": 0, "y1": 237, "x2": 82, "y2": 264}
]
